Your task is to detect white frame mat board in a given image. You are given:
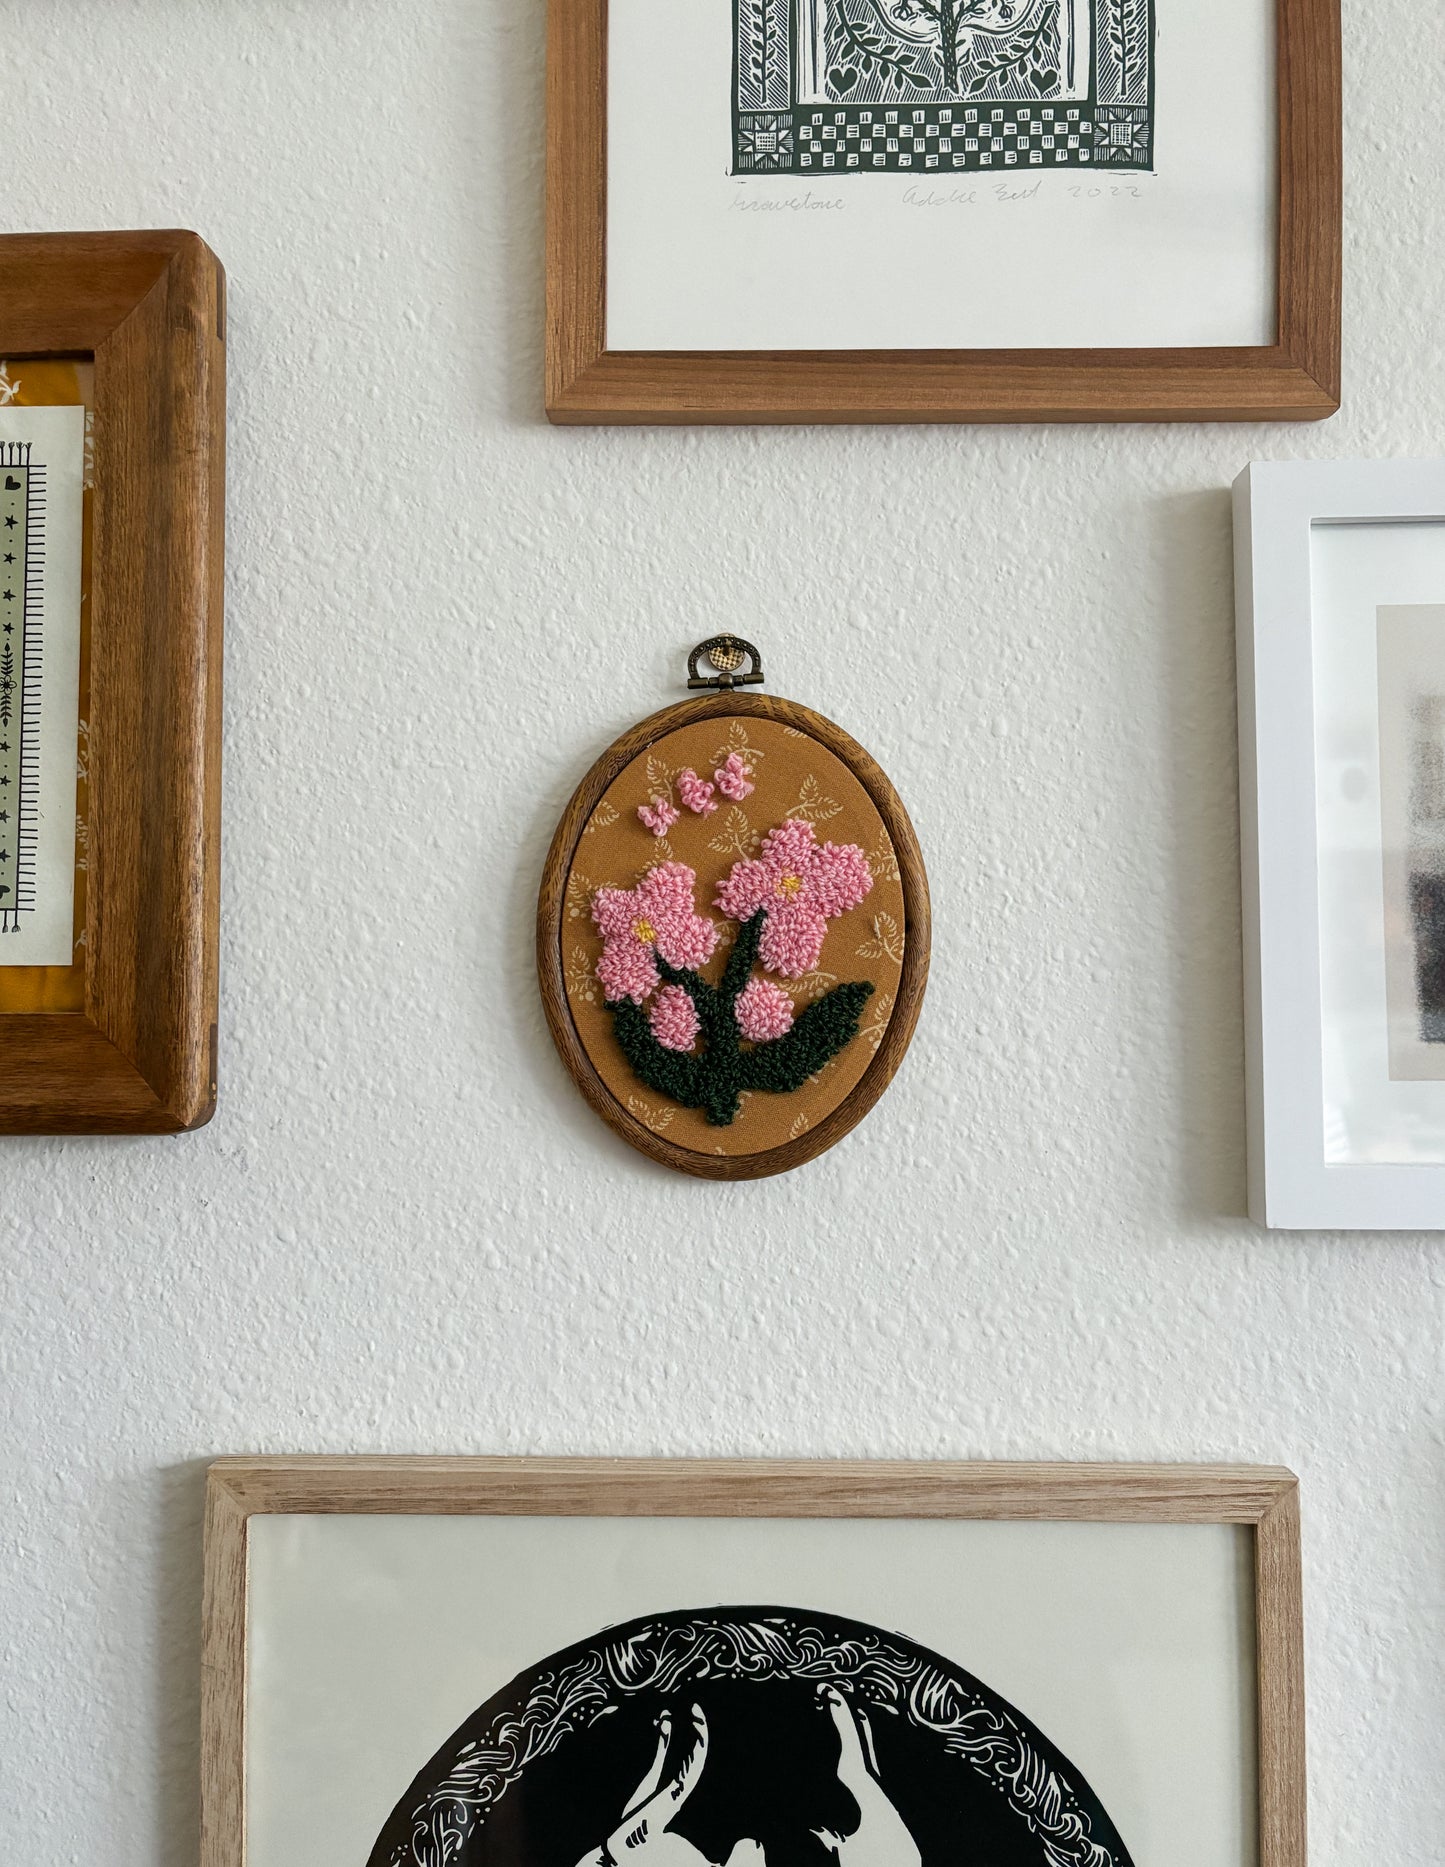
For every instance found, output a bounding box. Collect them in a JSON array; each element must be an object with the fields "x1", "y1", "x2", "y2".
[{"x1": 1235, "y1": 457, "x2": 1445, "y2": 1229}]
